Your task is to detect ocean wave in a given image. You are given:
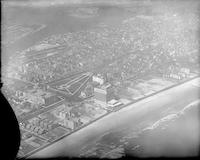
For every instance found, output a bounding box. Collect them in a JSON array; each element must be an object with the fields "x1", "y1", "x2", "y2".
[
  {"x1": 179, "y1": 99, "x2": 200, "y2": 115},
  {"x1": 142, "y1": 100, "x2": 200, "y2": 132},
  {"x1": 142, "y1": 114, "x2": 179, "y2": 131}
]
